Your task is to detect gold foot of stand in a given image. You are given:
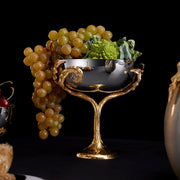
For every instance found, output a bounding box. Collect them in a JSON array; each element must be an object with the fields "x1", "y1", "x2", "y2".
[{"x1": 76, "y1": 144, "x2": 117, "y2": 160}]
